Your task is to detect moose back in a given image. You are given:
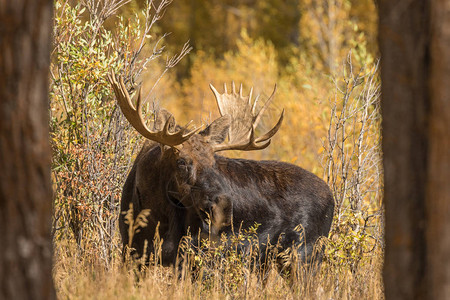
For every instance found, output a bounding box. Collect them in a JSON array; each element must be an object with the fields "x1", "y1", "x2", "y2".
[{"x1": 108, "y1": 72, "x2": 335, "y2": 266}]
